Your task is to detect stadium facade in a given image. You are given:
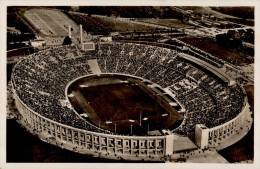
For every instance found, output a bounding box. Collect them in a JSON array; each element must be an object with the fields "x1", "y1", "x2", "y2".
[{"x1": 11, "y1": 42, "x2": 253, "y2": 162}]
